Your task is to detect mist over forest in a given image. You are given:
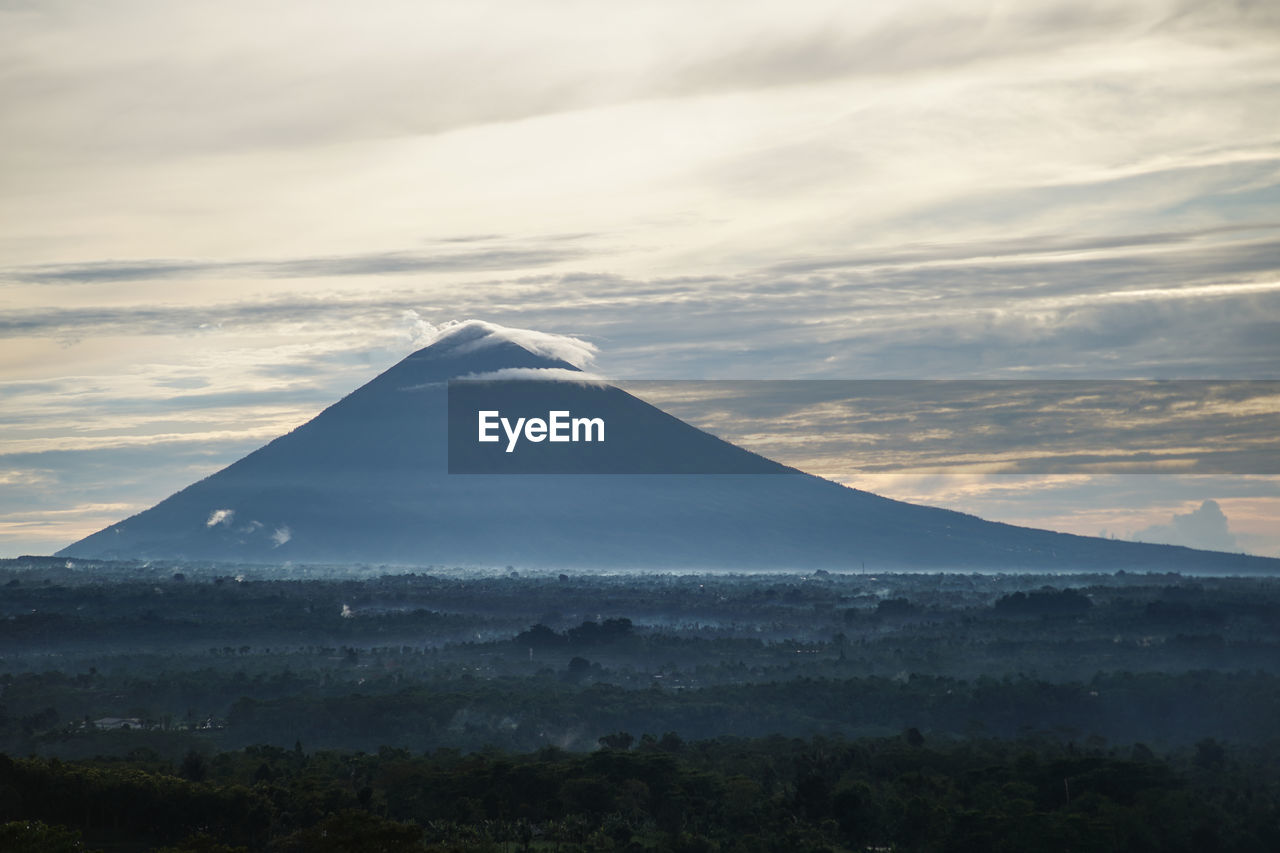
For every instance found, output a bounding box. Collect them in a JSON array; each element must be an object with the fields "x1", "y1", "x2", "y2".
[{"x1": 3, "y1": 557, "x2": 1279, "y2": 851}]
